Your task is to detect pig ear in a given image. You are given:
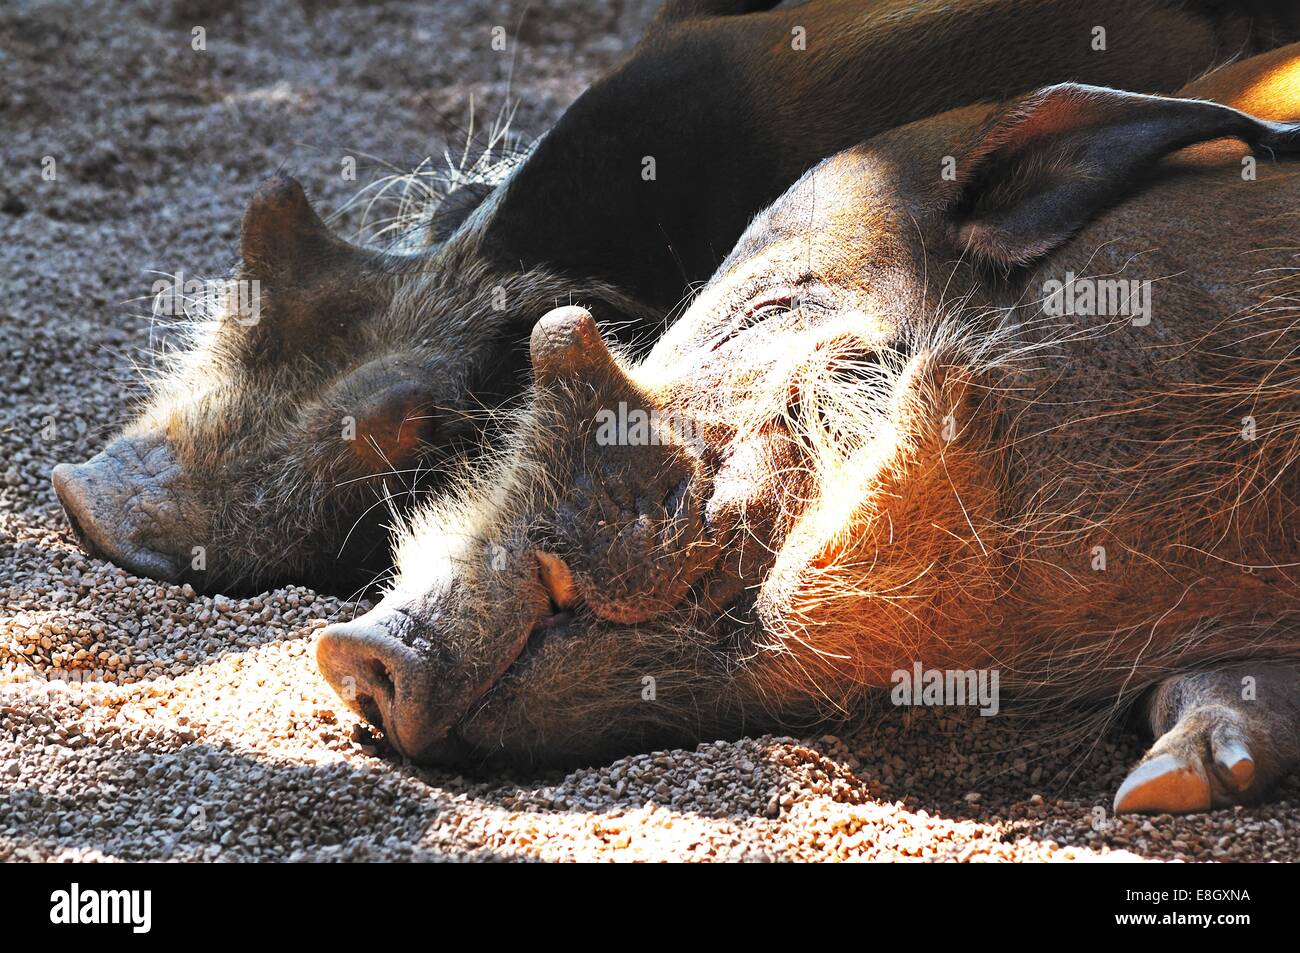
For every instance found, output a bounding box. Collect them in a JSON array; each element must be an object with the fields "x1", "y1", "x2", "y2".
[
  {"x1": 332, "y1": 355, "x2": 455, "y2": 473},
  {"x1": 529, "y1": 306, "x2": 631, "y2": 391},
  {"x1": 949, "y1": 83, "x2": 1300, "y2": 268},
  {"x1": 348, "y1": 378, "x2": 437, "y2": 472},
  {"x1": 241, "y1": 174, "x2": 371, "y2": 284}
]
